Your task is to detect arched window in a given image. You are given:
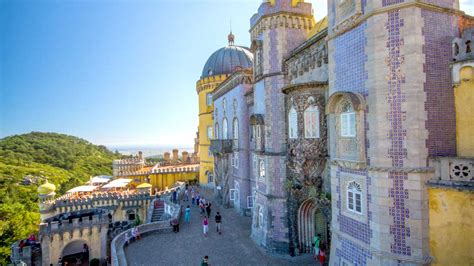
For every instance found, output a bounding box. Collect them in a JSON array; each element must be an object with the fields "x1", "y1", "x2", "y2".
[
  {"x1": 304, "y1": 105, "x2": 320, "y2": 138},
  {"x1": 466, "y1": 40, "x2": 472, "y2": 53},
  {"x1": 233, "y1": 118, "x2": 239, "y2": 140},
  {"x1": 288, "y1": 107, "x2": 298, "y2": 139},
  {"x1": 207, "y1": 126, "x2": 213, "y2": 140},
  {"x1": 255, "y1": 205, "x2": 264, "y2": 228},
  {"x1": 222, "y1": 118, "x2": 228, "y2": 139},
  {"x1": 454, "y1": 42, "x2": 460, "y2": 56},
  {"x1": 340, "y1": 101, "x2": 356, "y2": 137},
  {"x1": 259, "y1": 159, "x2": 265, "y2": 178},
  {"x1": 215, "y1": 123, "x2": 219, "y2": 139},
  {"x1": 347, "y1": 181, "x2": 362, "y2": 214}
]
